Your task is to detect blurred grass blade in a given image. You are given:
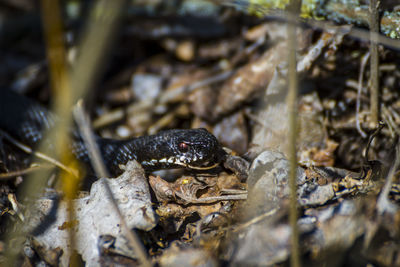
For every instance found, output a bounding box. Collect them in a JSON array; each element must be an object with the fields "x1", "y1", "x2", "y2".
[{"x1": 286, "y1": 0, "x2": 301, "y2": 267}]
